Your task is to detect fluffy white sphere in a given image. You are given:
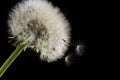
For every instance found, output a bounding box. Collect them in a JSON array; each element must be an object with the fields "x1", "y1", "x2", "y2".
[{"x1": 8, "y1": 0, "x2": 71, "y2": 62}]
